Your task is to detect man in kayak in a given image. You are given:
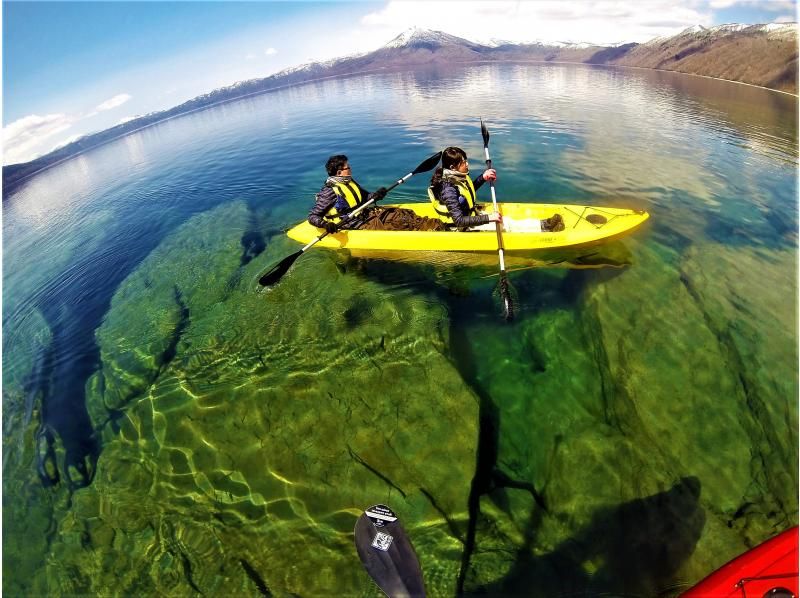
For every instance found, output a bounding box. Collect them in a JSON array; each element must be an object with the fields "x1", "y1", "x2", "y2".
[
  {"x1": 429, "y1": 146, "x2": 564, "y2": 232},
  {"x1": 309, "y1": 155, "x2": 445, "y2": 232}
]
